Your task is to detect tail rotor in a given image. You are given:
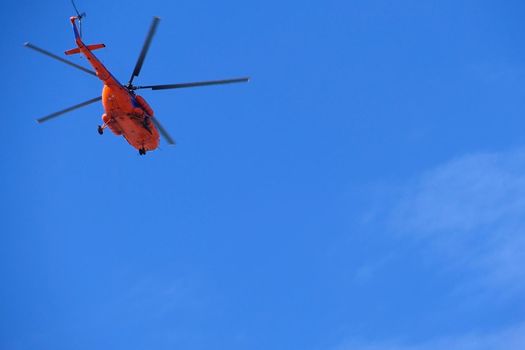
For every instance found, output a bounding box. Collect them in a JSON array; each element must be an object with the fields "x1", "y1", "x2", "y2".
[{"x1": 71, "y1": 0, "x2": 86, "y2": 38}]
